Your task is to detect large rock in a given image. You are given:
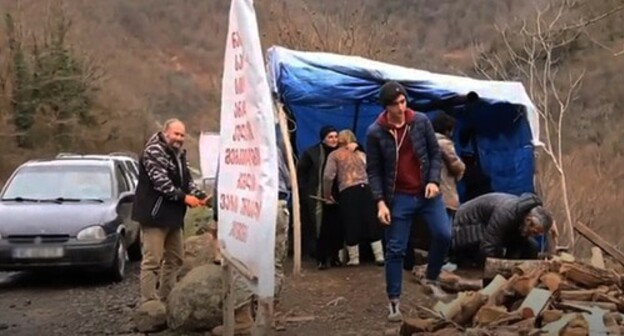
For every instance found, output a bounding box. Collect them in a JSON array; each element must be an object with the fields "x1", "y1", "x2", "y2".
[
  {"x1": 179, "y1": 233, "x2": 217, "y2": 279},
  {"x1": 167, "y1": 264, "x2": 251, "y2": 331},
  {"x1": 133, "y1": 300, "x2": 167, "y2": 333}
]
